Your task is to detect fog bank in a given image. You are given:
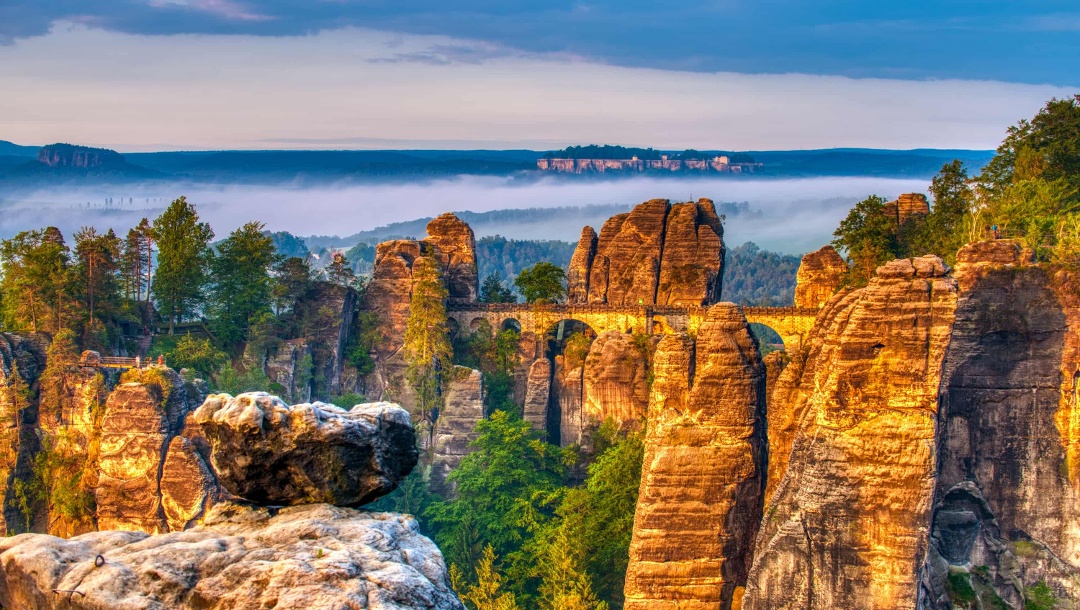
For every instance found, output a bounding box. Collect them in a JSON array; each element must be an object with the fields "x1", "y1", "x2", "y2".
[{"x1": 0, "y1": 175, "x2": 929, "y2": 254}]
